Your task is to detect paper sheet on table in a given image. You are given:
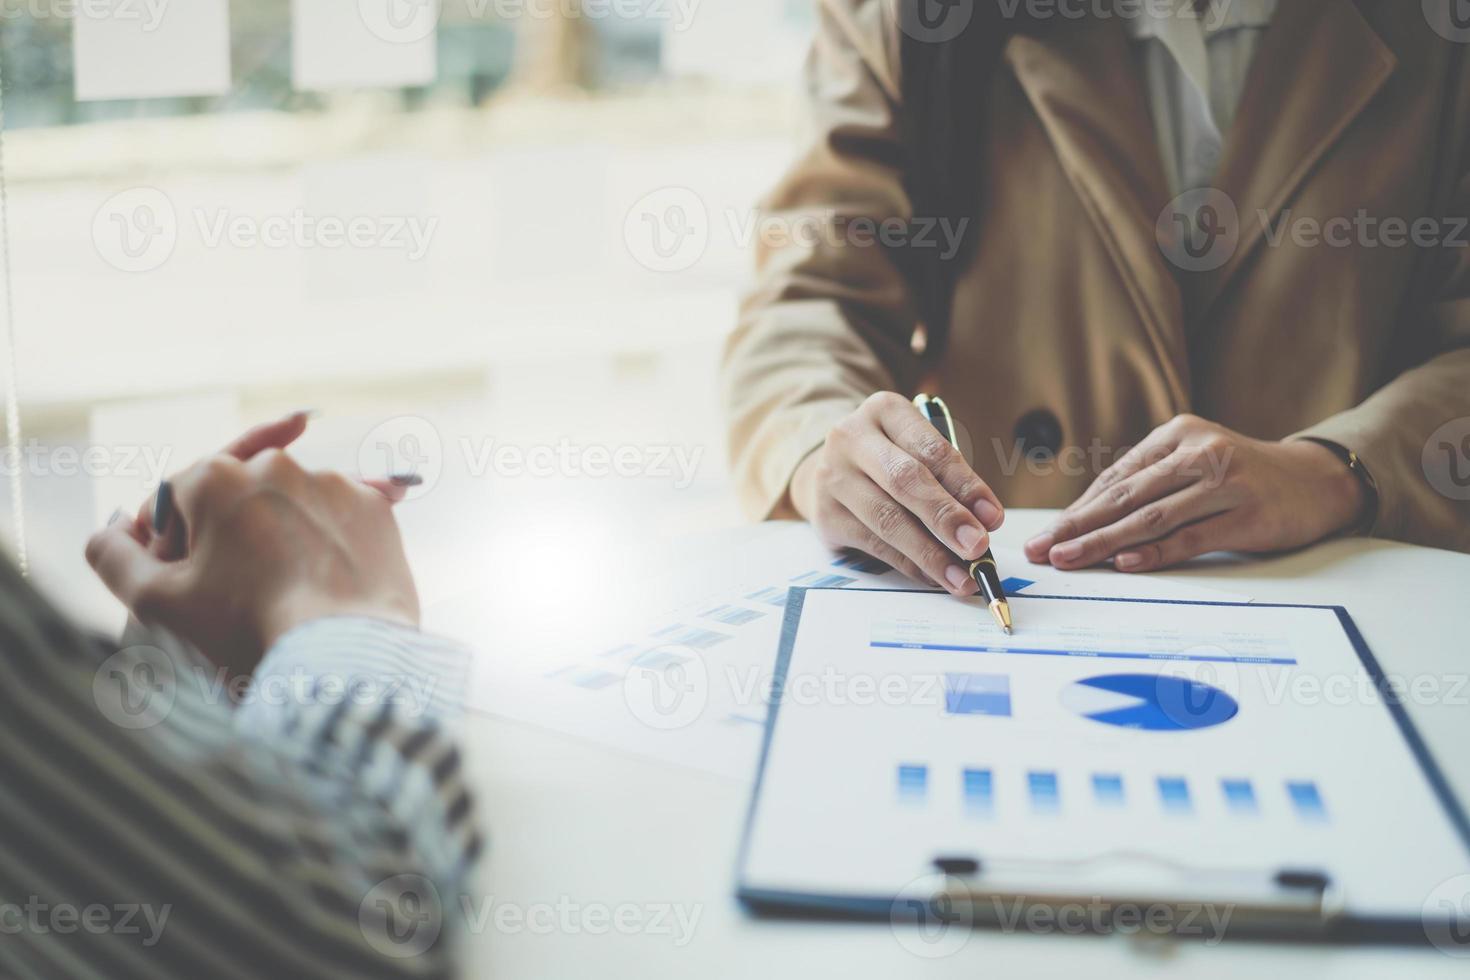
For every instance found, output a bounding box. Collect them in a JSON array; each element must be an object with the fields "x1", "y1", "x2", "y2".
[
  {"x1": 740, "y1": 587, "x2": 1470, "y2": 926},
  {"x1": 432, "y1": 523, "x2": 1249, "y2": 782},
  {"x1": 73, "y1": 0, "x2": 231, "y2": 101}
]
